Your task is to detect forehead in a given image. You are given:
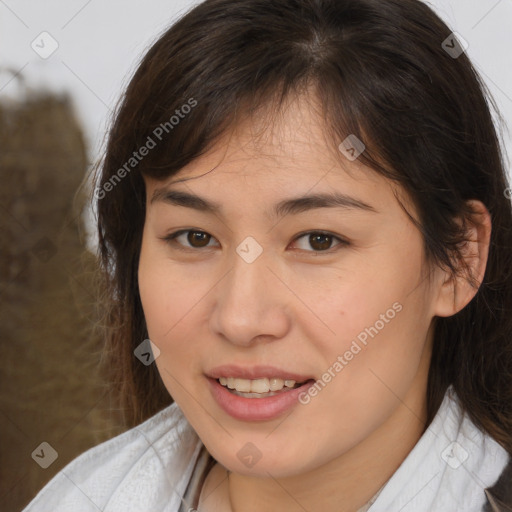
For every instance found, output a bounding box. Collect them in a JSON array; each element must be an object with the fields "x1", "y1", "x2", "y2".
[
  {"x1": 142, "y1": 94, "x2": 421, "y2": 234},
  {"x1": 145, "y1": 92, "x2": 386, "y2": 197}
]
